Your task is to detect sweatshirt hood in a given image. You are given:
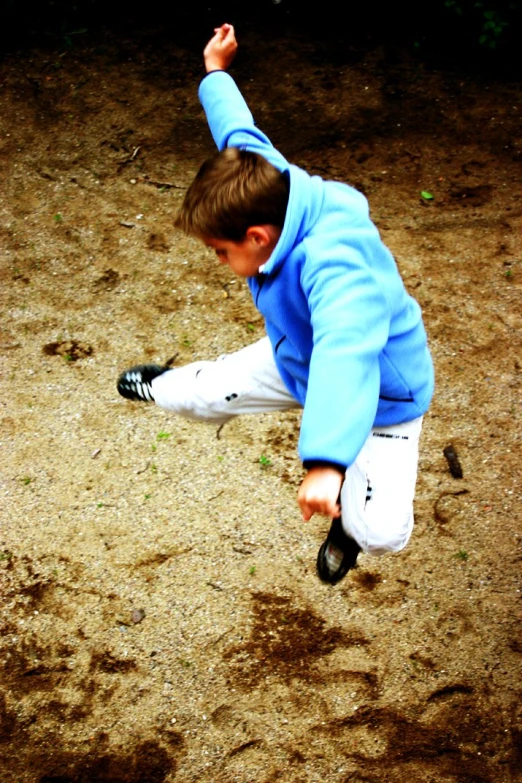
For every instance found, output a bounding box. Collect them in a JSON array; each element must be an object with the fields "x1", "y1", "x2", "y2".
[{"x1": 259, "y1": 164, "x2": 325, "y2": 276}]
